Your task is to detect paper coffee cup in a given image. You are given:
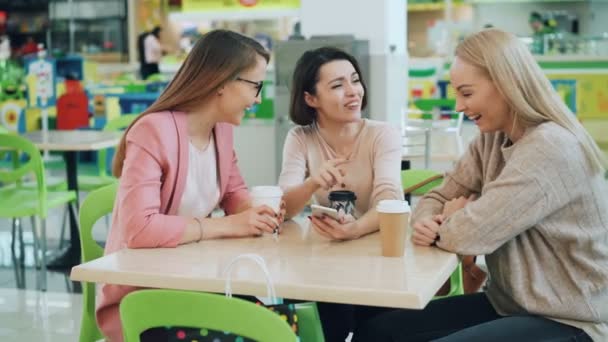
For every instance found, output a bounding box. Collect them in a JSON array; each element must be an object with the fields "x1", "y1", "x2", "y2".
[
  {"x1": 376, "y1": 200, "x2": 410, "y2": 257},
  {"x1": 250, "y1": 186, "x2": 283, "y2": 213}
]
